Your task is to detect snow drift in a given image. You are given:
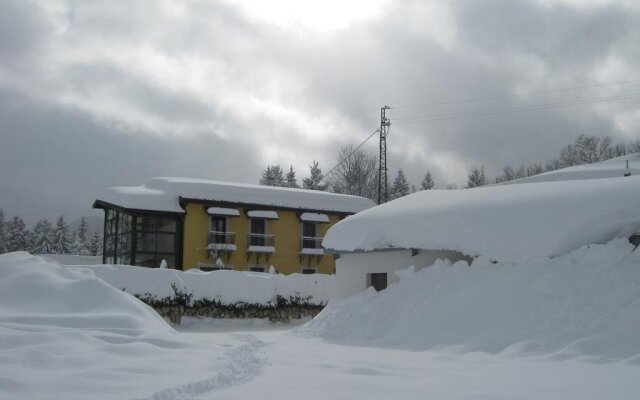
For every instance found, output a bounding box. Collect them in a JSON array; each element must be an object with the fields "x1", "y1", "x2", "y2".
[
  {"x1": 62, "y1": 263, "x2": 334, "y2": 306},
  {"x1": 323, "y1": 175, "x2": 640, "y2": 263},
  {"x1": 0, "y1": 252, "x2": 170, "y2": 334},
  {"x1": 302, "y1": 240, "x2": 640, "y2": 362}
]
